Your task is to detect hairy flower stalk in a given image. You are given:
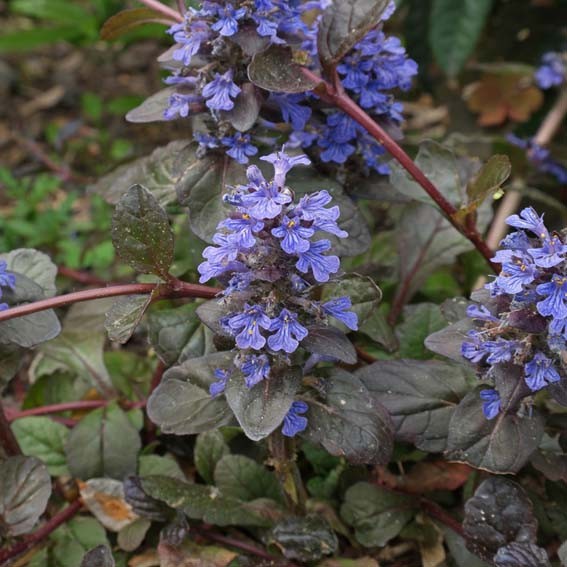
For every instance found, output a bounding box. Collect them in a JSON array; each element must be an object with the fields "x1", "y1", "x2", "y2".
[
  {"x1": 161, "y1": 0, "x2": 416, "y2": 174},
  {"x1": 199, "y1": 148, "x2": 357, "y2": 437},
  {"x1": 462, "y1": 207, "x2": 567, "y2": 419}
]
